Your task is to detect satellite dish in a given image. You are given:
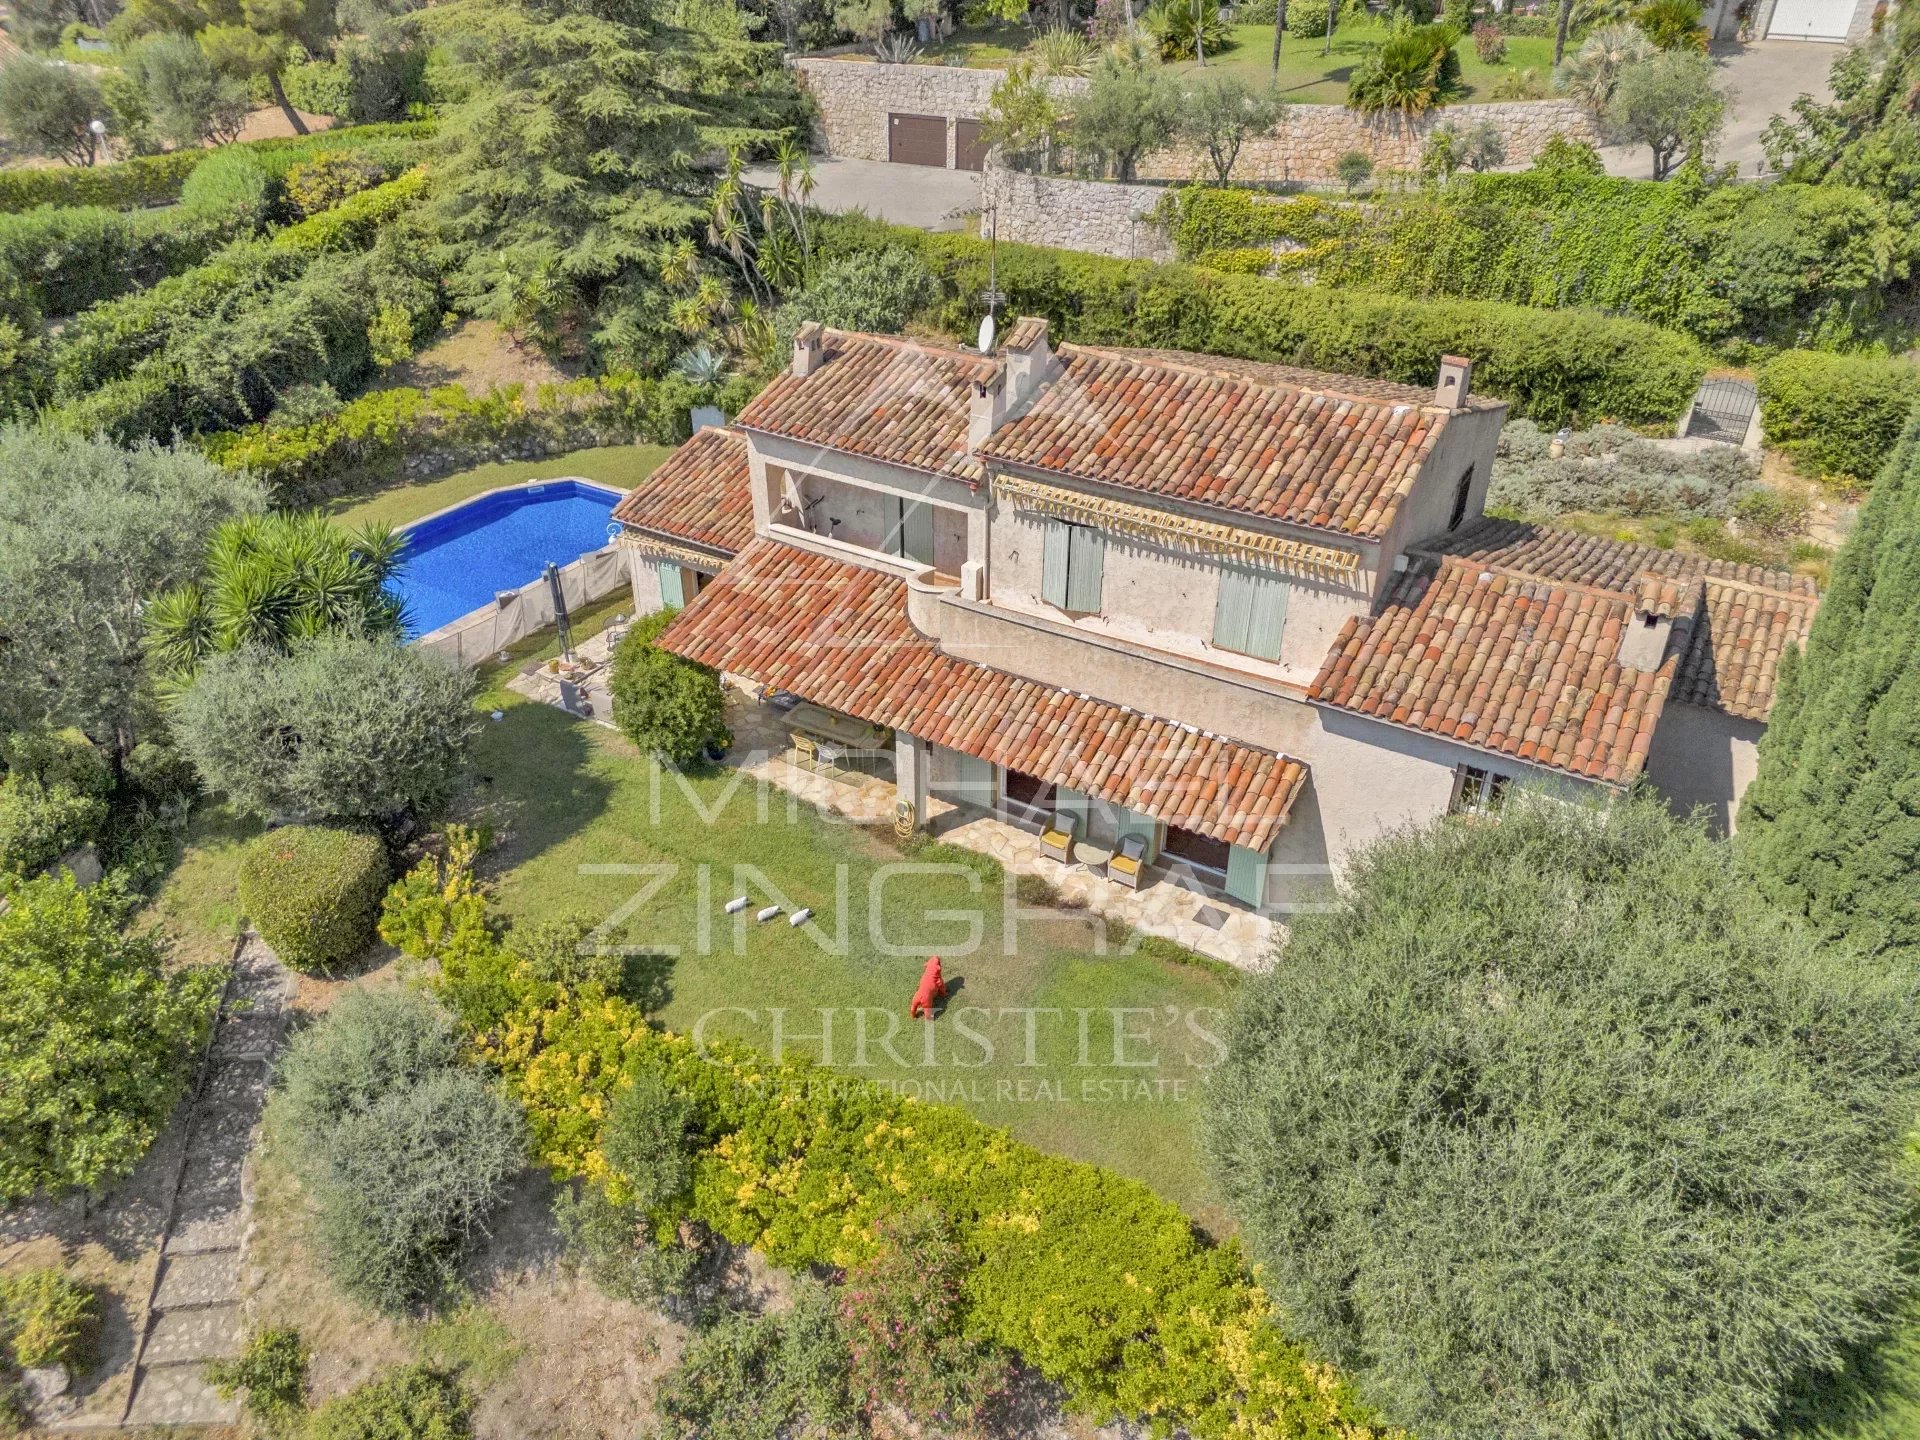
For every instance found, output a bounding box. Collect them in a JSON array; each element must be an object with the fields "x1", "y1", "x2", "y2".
[{"x1": 977, "y1": 312, "x2": 996, "y2": 354}]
